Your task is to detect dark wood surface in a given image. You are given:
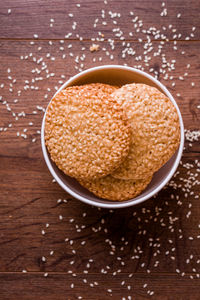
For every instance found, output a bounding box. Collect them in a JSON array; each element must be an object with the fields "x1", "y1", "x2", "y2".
[{"x1": 0, "y1": 0, "x2": 200, "y2": 299}]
